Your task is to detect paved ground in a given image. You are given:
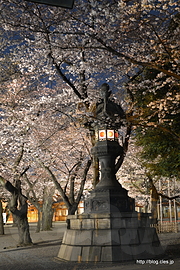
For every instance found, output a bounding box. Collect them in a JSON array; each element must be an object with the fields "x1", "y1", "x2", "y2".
[{"x1": 0, "y1": 222, "x2": 180, "y2": 270}]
